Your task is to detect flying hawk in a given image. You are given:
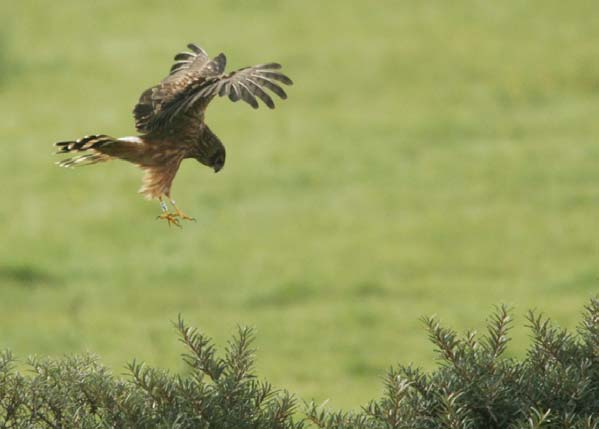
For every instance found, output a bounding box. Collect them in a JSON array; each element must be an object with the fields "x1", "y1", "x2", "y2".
[{"x1": 55, "y1": 43, "x2": 292, "y2": 227}]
